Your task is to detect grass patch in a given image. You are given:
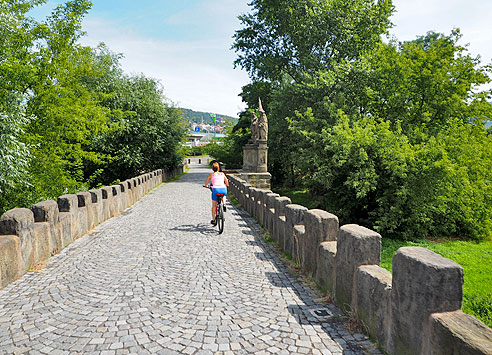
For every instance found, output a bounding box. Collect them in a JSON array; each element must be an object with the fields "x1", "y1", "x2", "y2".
[
  {"x1": 382, "y1": 238, "x2": 492, "y2": 328},
  {"x1": 228, "y1": 195, "x2": 239, "y2": 206},
  {"x1": 28, "y1": 260, "x2": 47, "y2": 272},
  {"x1": 273, "y1": 187, "x2": 321, "y2": 210}
]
